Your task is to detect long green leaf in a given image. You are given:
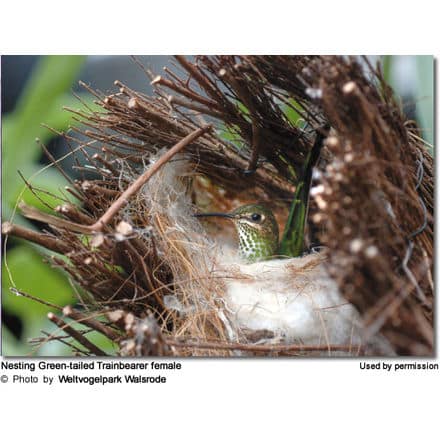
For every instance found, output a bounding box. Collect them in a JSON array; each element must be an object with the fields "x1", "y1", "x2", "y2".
[
  {"x1": 9, "y1": 57, "x2": 85, "y2": 132},
  {"x1": 2, "y1": 56, "x2": 87, "y2": 211}
]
